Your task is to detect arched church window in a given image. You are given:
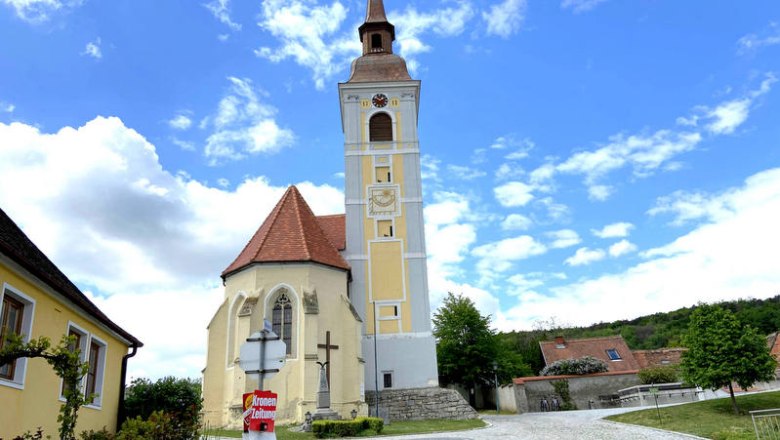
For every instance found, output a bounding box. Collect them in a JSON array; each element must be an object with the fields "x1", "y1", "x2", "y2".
[
  {"x1": 369, "y1": 113, "x2": 393, "y2": 142},
  {"x1": 272, "y1": 293, "x2": 293, "y2": 355}
]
